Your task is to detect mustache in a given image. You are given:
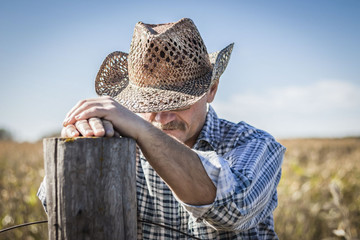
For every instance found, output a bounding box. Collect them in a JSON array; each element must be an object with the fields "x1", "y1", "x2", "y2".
[{"x1": 152, "y1": 121, "x2": 186, "y2": 131}]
